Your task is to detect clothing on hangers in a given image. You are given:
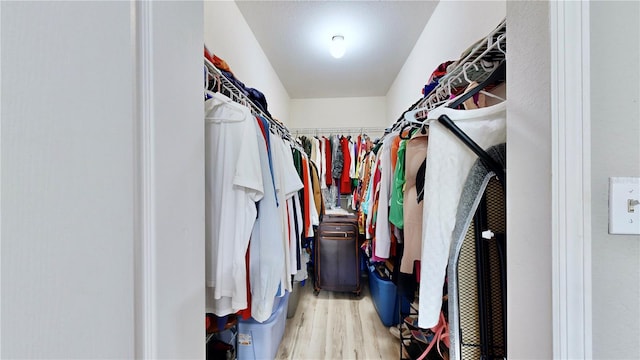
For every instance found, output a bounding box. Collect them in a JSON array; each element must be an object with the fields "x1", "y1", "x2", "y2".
[
  {"x1": 418, "y1": 101, "x2": 506, "y2": 329},
  {"x1": 249, "y1": 116, "x2": 285, "y2": 322},
  {"x1": 399, "y1": 132, "x2": 428, "y2": 275},
  {"x1": 372, "y1": 133, "x2": 396, "y2": 259},
  {"x1": 340, "y1": 136, "x2": 352, "y2": 195},
  {"x1": 204, "y1": 50, "x2": 322, "y2": 323},
  {"x1": 205, "y1": 93, "x2": 264, "y2": 317},
  {"x1": 388, "y1": 138, "x2": 407, "y2": 230}
]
